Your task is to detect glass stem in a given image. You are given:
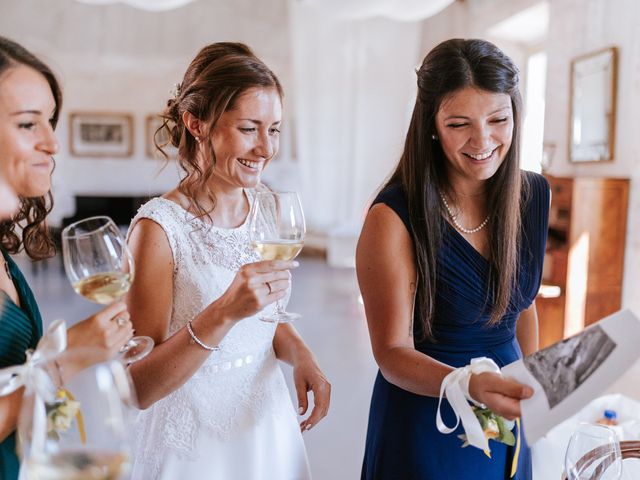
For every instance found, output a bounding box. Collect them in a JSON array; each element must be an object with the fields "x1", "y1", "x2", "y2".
[{"x1": 275, "y1": 299, "x2": 286, "y2": 315}]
